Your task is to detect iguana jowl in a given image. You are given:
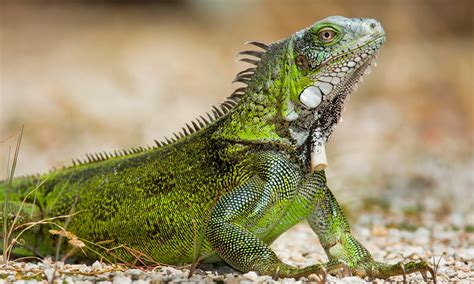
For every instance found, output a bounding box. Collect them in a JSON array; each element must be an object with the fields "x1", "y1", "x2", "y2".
[{"x1": 1, "y1": 16, "x2": 435, "y2": 280}]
